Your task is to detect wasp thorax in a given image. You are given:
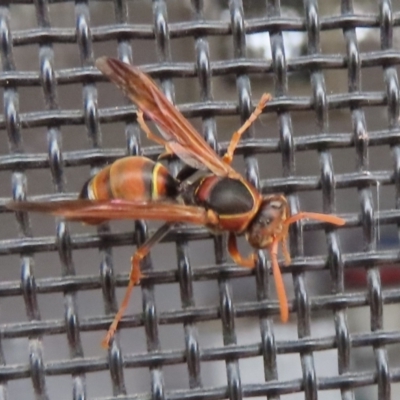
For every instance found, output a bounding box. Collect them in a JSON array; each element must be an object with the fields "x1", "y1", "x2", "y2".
[{"x1": 245, "y1": 196, "x2": 288, "y2": 249}]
